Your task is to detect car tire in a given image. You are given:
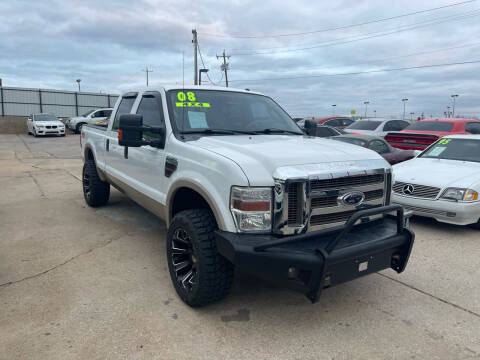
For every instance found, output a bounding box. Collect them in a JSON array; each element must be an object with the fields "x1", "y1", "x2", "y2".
[
  {"x1": 470, "y1": 219, "x2": 480, "y2": 230},
  {"x1": 167, "y1": 209, "x2": 234, "y2": 307},
  {"x1": 61, "y1": 134, "x2": 66, "y2": 137},
  {"x1": 33, "y1": 129, "x2": 38, "y2": 137},
  {"x1": 82, "y1": 159, "x2": 110, "y2": 207}
]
